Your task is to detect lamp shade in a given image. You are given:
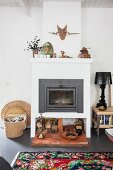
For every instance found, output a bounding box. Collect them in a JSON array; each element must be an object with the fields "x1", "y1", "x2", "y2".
[{"x1": 95, "y1": 72, "x2": 112, "y2": 85}]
